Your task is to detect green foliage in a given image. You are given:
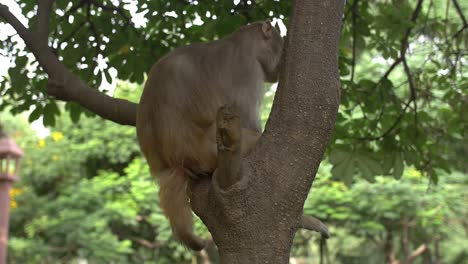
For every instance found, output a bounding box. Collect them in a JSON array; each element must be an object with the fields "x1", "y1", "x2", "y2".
[
  {"x1": 2, "y1": 113, "x2": 207, "y2": 263},
  {"x1": 1, "y1": 0, "x2": 467, "y2": 182},
  {"x1": 298, "y1": 164, "x2": 468, "y2": 263}
]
